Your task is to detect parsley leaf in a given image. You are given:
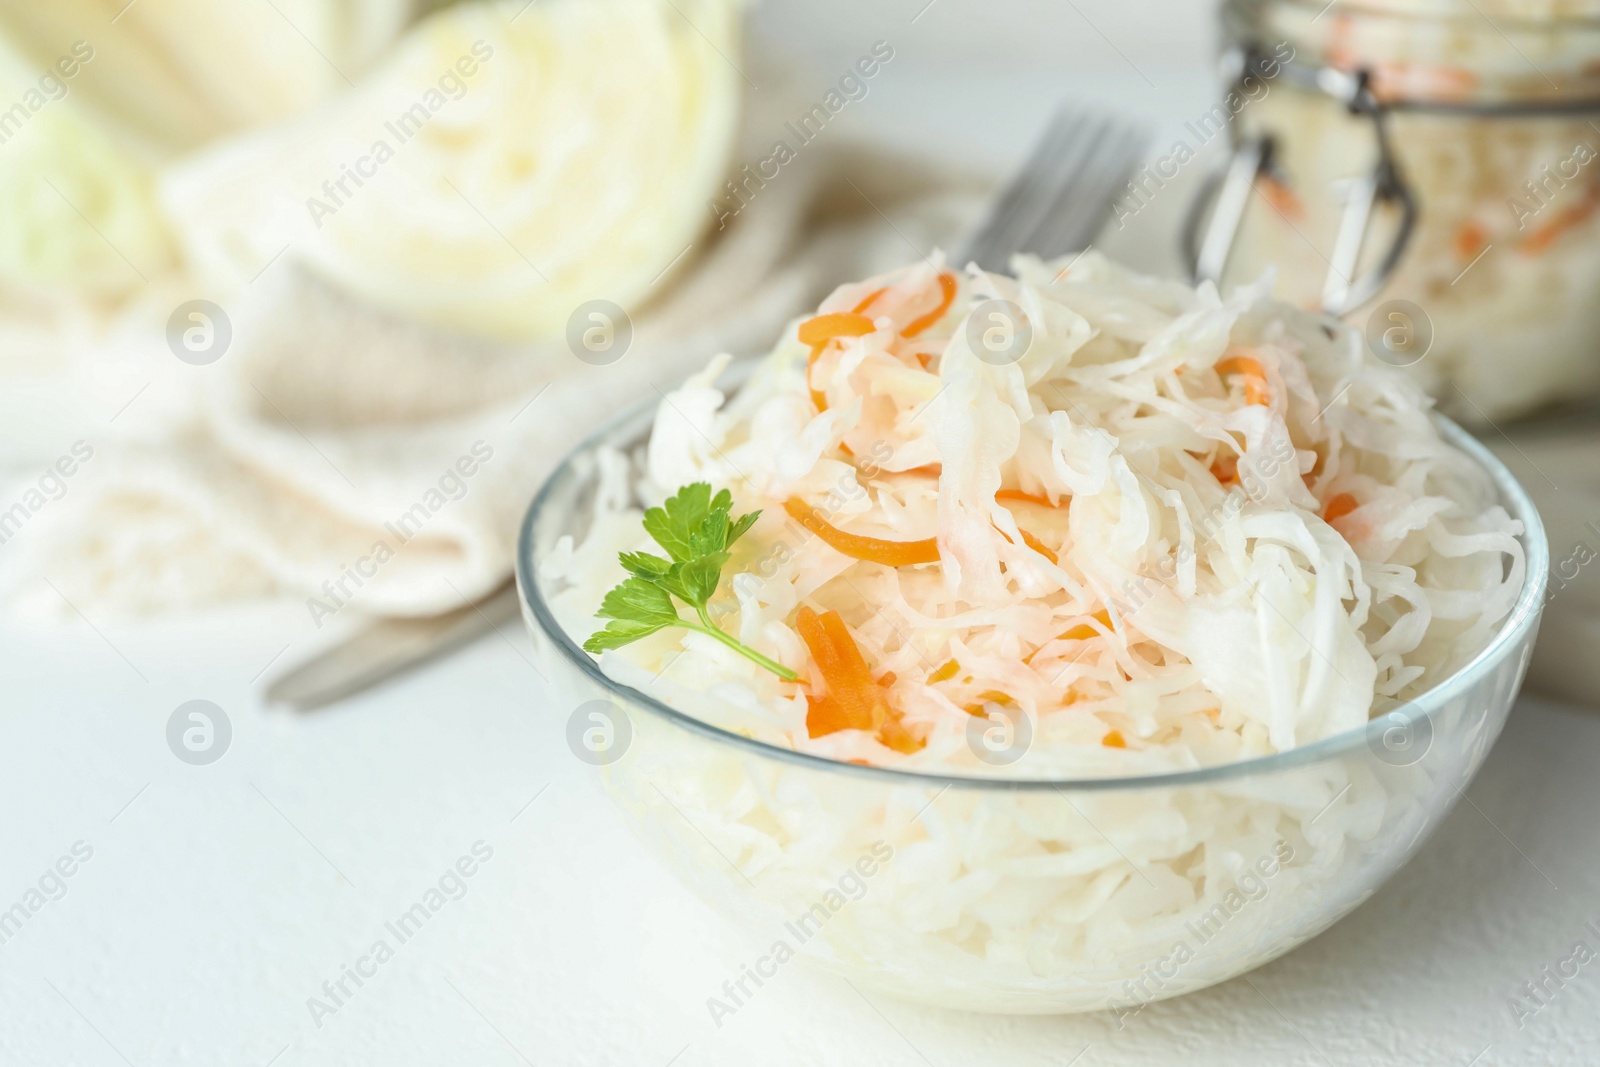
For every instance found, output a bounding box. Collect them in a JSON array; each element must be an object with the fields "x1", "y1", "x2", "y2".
[
  {"x1": 597, "y1": 577, "x2": 678, "y2": 626},
  {"x1": 641, "y1": 482, "x2": 713, "y2": 563},
  {"x1": 584, "y1": 482, "x2": 796, "y2": 681},
  {"x1": 678, "y1": 551, "x2": 729, "y2": 606},
  {"x1": 584, "y1": 617, "x2": 670, "y2": 653},
  {"x1": 619, "y1": 551, "x2": 674, "y2": 580},
  {"x1": 727, "y1": 509, "x2": 759, "y2": 548}
]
